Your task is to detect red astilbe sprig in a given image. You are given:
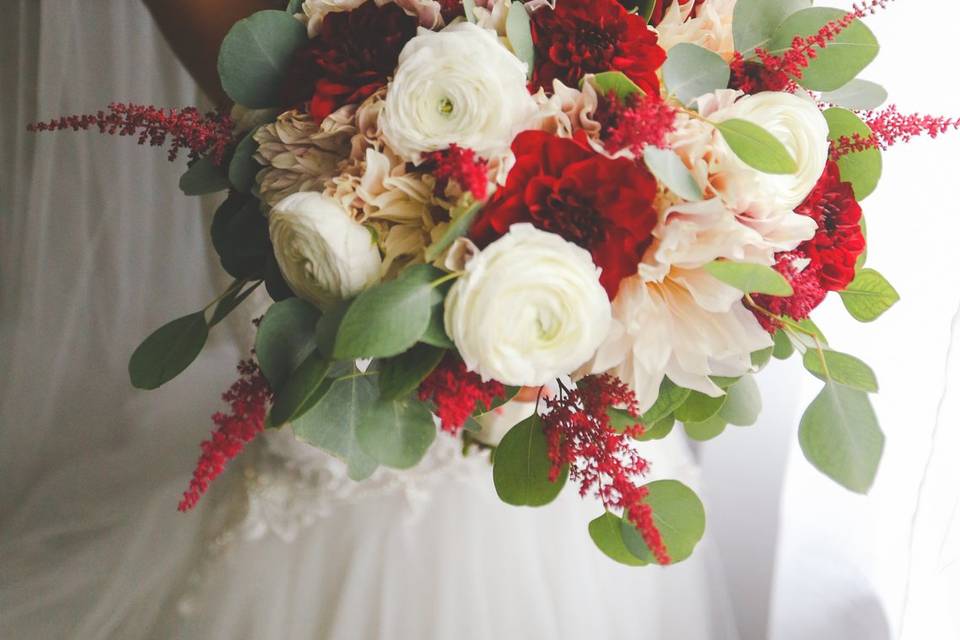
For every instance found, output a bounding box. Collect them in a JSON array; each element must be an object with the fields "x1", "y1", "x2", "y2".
[
  {"x1": 425, "y1": 144, "x2": 490, "y2": 200},
  {"x1": 542, "y1": 375, "x2": 670, "y2": 564},
  {"x1": 27, "y1": 102, "x2": 235, "y2": 164},
  {"x1": 831, "y1": 105, "x2": 960, "y2": 159},
  {"x1": 418, "y1": 354, "x2": 506, "y2": 435},
  {"x1": 594, "y1": 90, "x2": 679, "y2": 154},
  {"x1": 178, "y1": 360, "x2": 273, "y2": 512},
  {"x1": 731, "y1": 0, "x2": 891, "y2": 94}
]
